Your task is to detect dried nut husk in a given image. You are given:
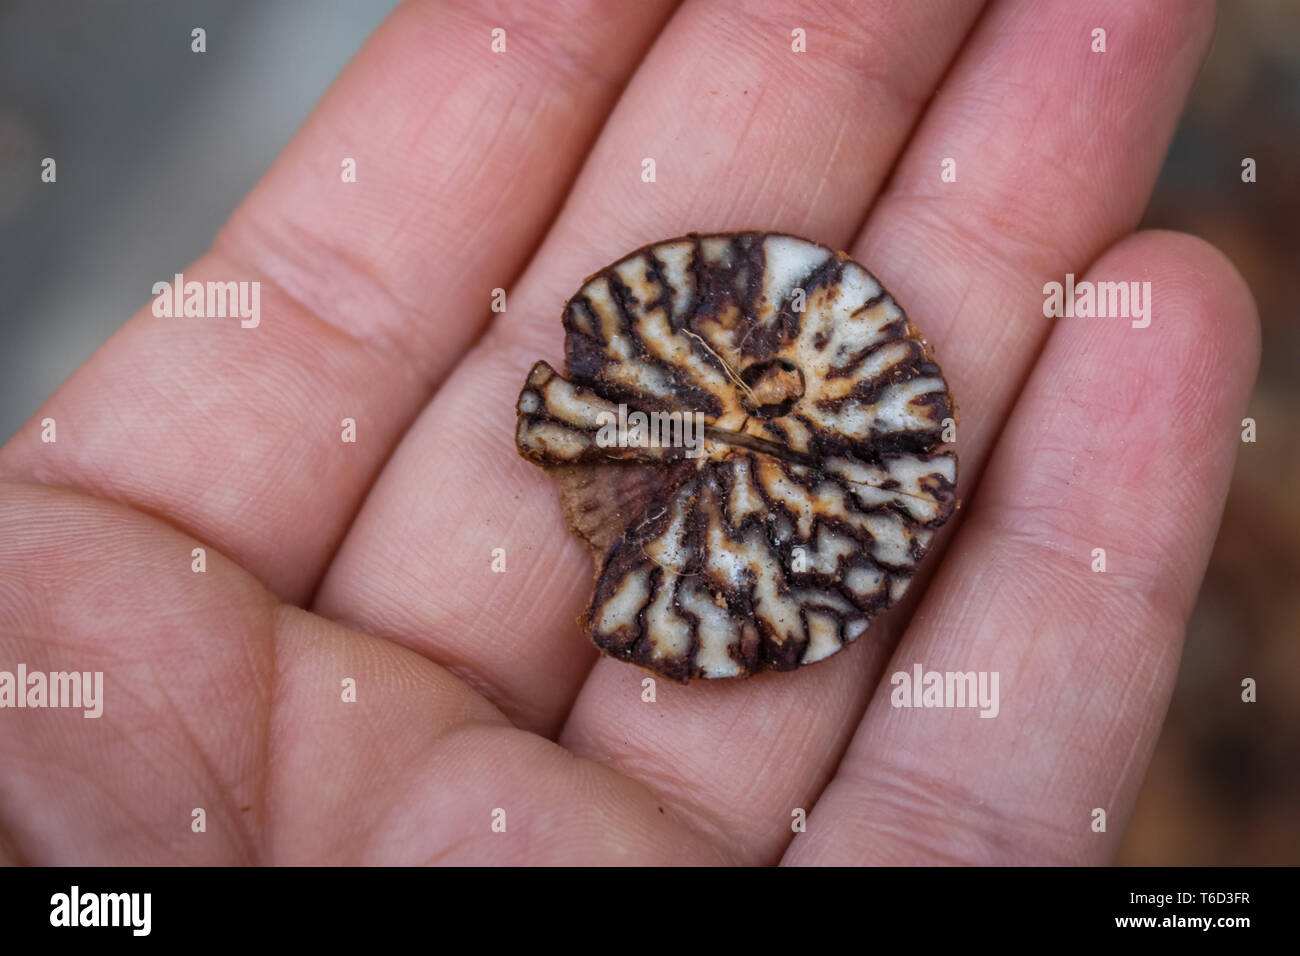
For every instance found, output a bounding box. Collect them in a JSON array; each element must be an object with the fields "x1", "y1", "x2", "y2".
[{"x1": 516, "y1": 231, "x2": 957, "y2": 681}]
